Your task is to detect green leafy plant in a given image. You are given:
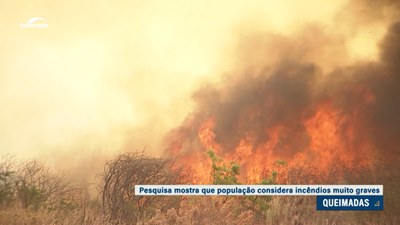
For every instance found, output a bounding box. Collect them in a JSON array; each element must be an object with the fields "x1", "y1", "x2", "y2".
[
  {"x1": 207, "y1": 150, "x2": 240, "y2": 185},
  {"x1": 207, "y1": 150, "x2": 289, "y2": 222}
]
